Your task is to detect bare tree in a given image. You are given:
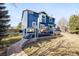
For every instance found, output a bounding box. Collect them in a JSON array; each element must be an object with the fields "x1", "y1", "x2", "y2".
[{"x1": 57, "y1": 17, "x2": 67, "y2": 32}]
